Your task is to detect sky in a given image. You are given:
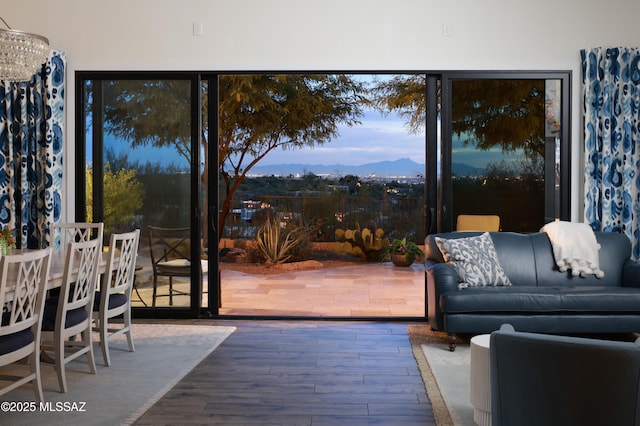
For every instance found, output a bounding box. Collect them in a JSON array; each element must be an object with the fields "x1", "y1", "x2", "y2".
[
  {"x1": 253, "y1": 108, "x2": 521, "y2": 169},
  {"x1": 98, "y1": 74, "x2": 428, "y2": 168},
  {"x1": 262, "y1": 114, "x2": 524, "y2": 169},
  {"x1": 101, "y1": 109, "x2": 518, "y2": 171},
  {"x1": 97, "y1": 72, "x2": 523, "y2": 171},
  {"x1": 258, "y1": 109, "x2": 426, "y2": 166},
  {"x1": 100, "y1": 108, "x2": 427, "y2": 168}
]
